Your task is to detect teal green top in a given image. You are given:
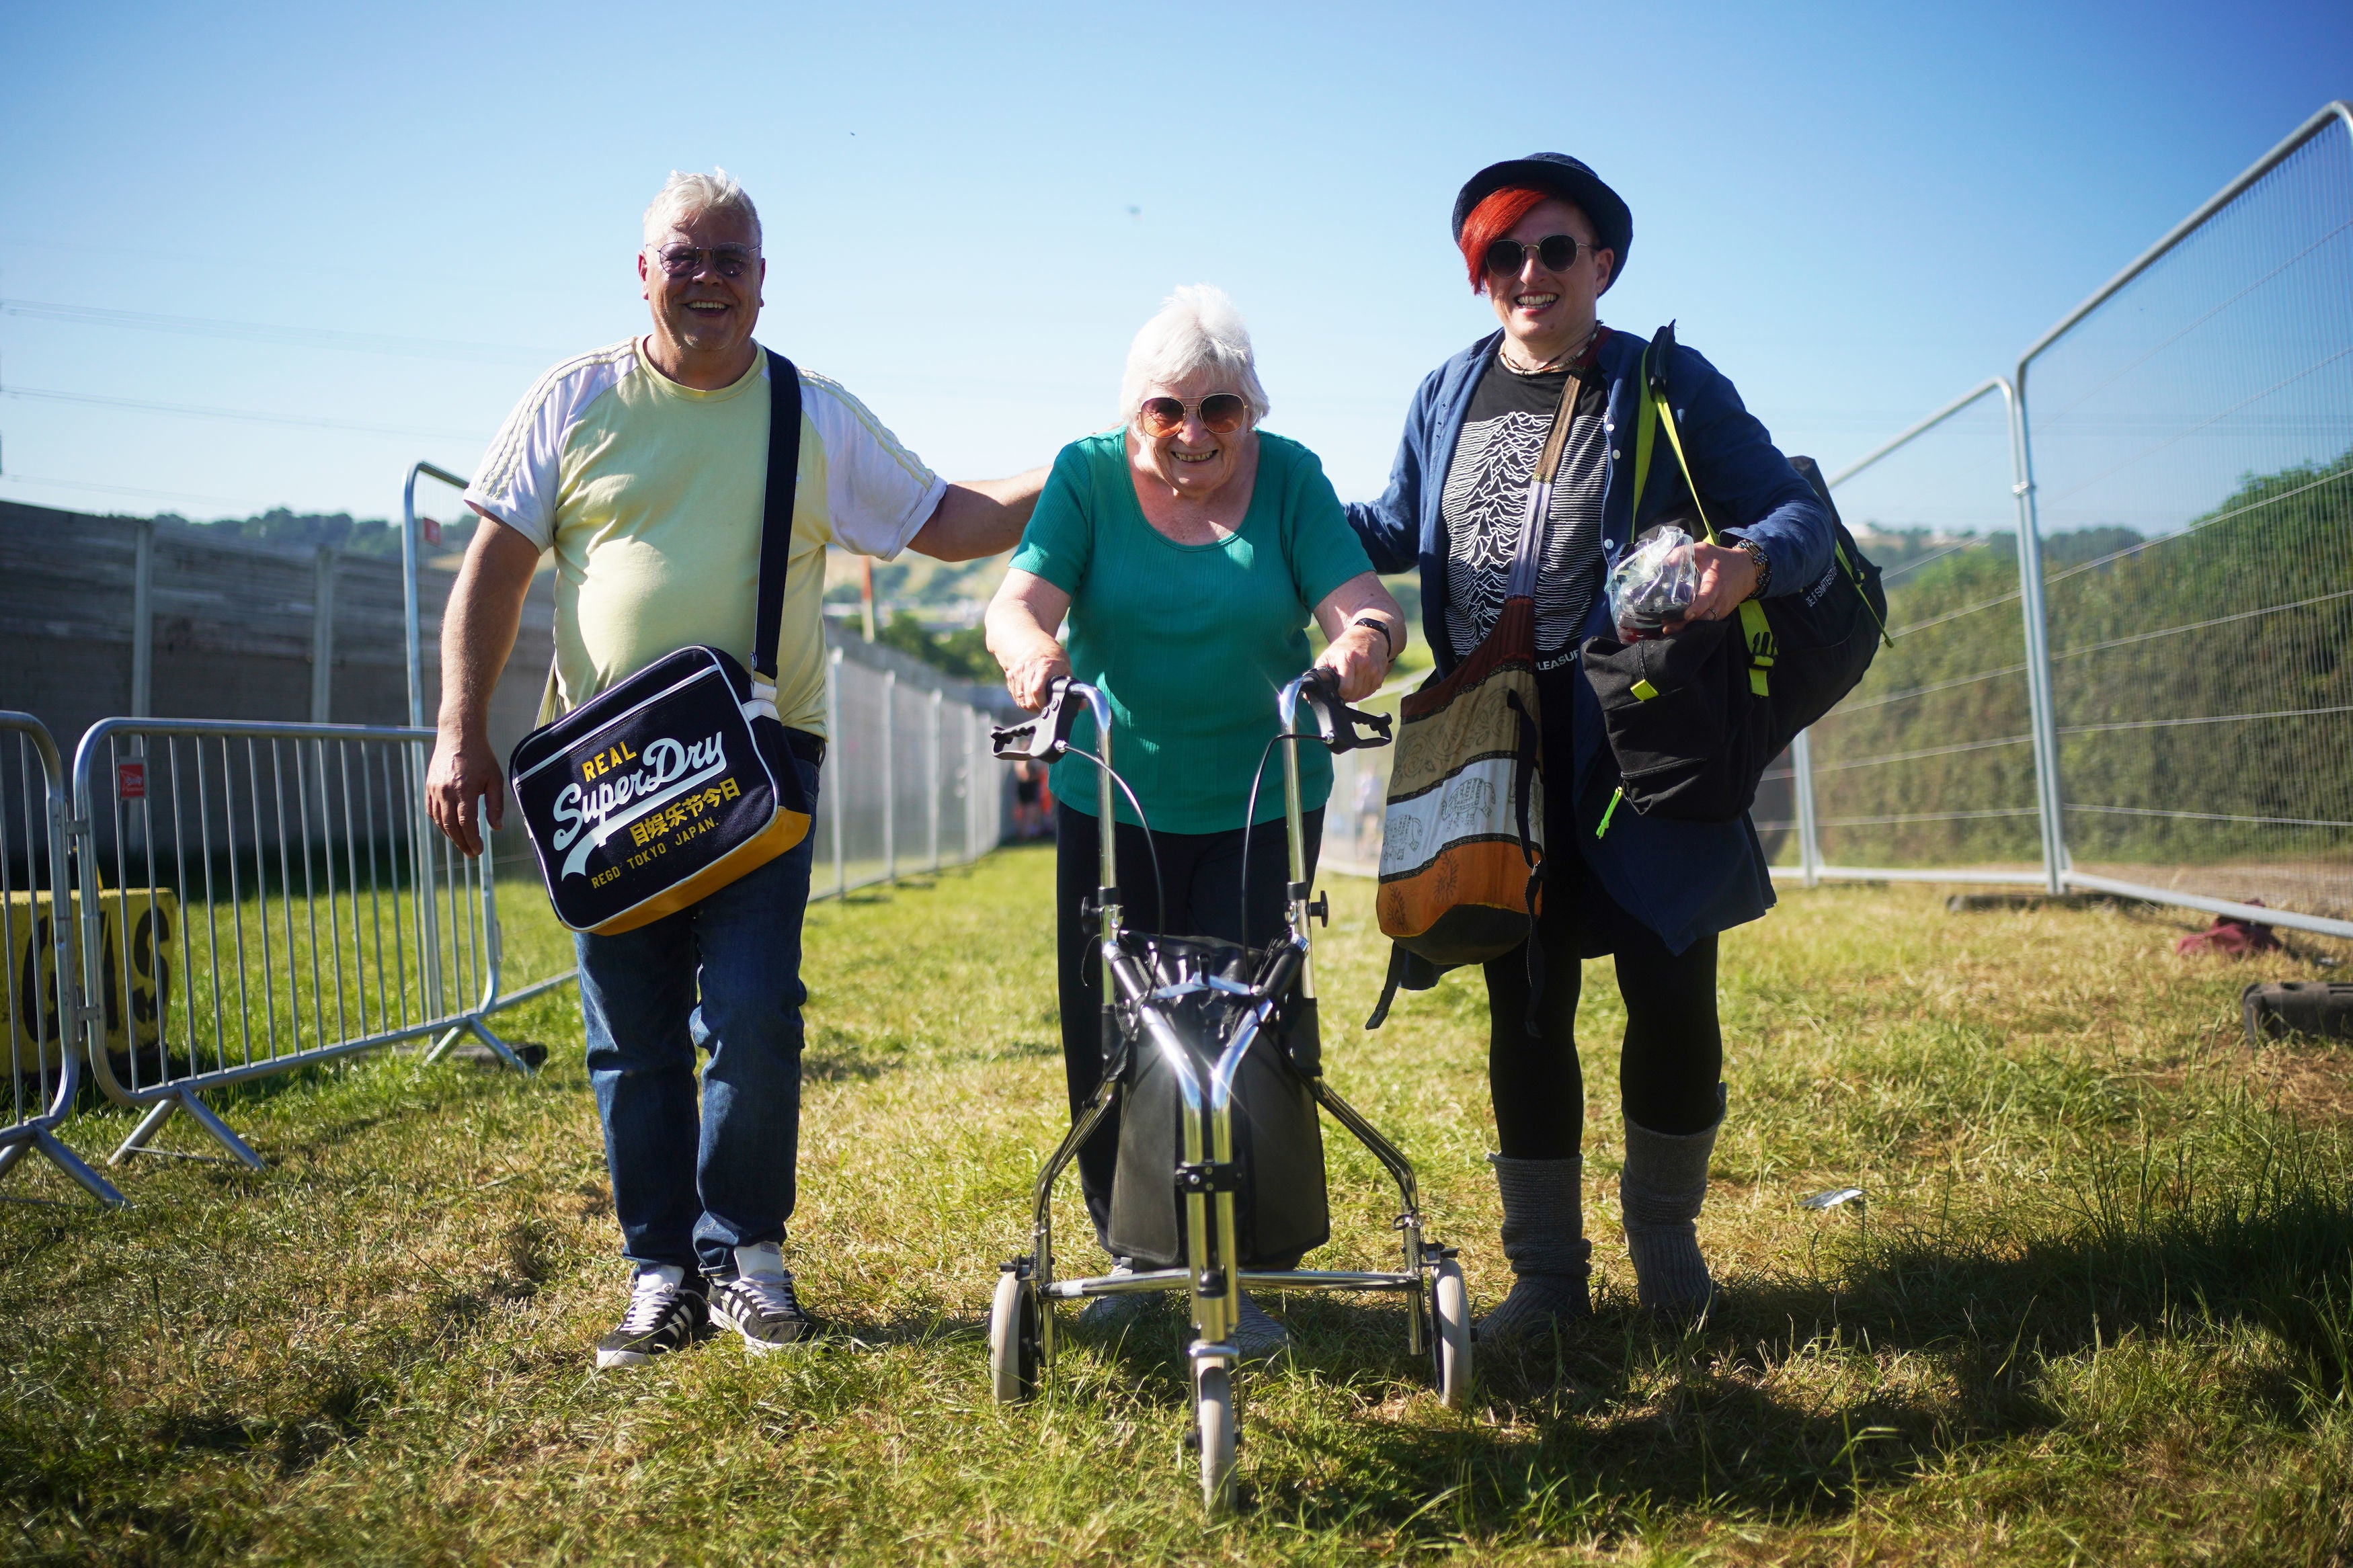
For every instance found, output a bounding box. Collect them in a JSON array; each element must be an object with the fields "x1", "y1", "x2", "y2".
[{"x1": 1010, "y1": 429, "x2": 1373, "y2": 834}]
